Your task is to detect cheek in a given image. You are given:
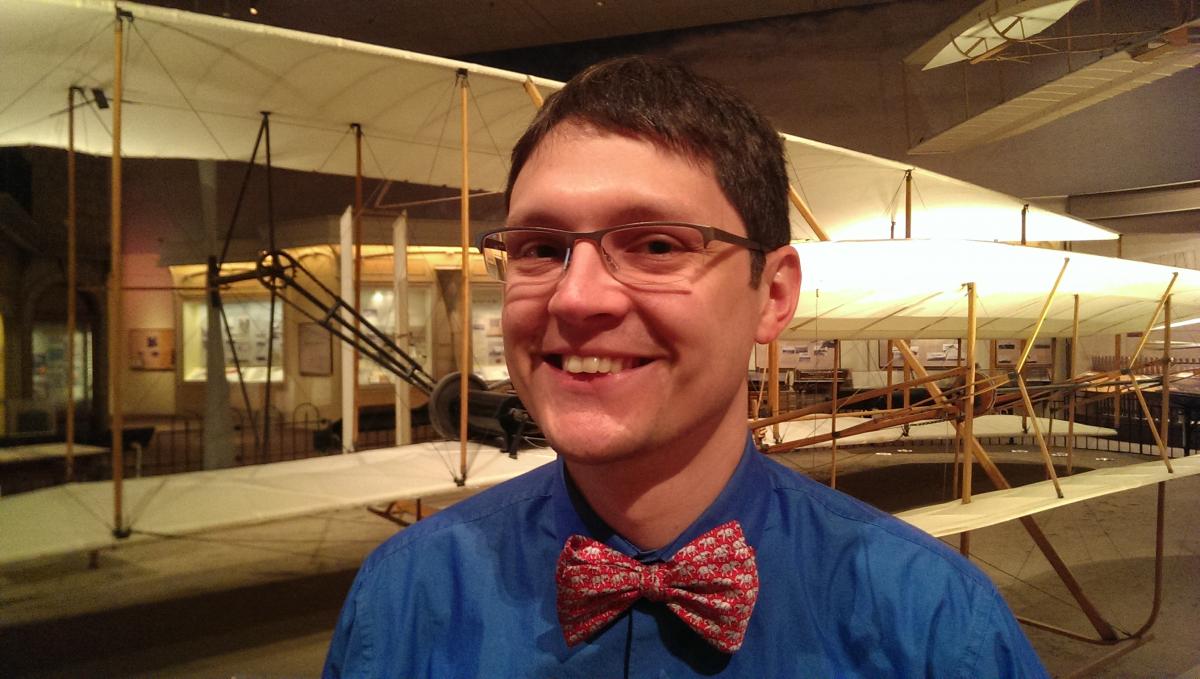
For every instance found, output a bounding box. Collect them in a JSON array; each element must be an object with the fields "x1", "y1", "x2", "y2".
[
  {"x1": 501, "y1": 294, "x2": 545, "y2": 341},
  {"x1": 500, "y1": 295, "x2": 549, "y2": 387}
]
